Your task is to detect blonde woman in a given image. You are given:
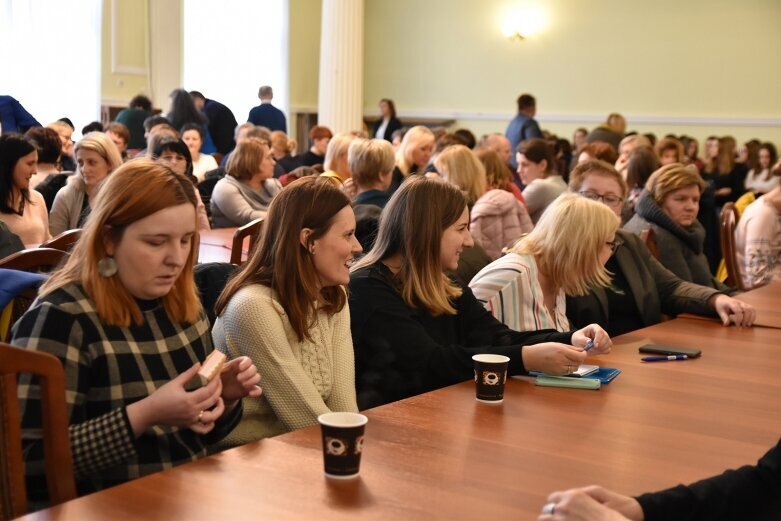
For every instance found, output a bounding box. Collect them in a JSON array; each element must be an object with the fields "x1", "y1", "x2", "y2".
[
  {"x1": 470, "y1": 193, "x2": 619, "y2": 332},
  {"x1": 388, "y1": 125, "x2": 435, "y2": 194},
  {"x1": 49, "y1": 132, "x2": 123, "y2": 236},
  {"x1": 349, "y1": 177, "x2": 610, "y2": 409},
  {"x1": 436, "y1": 145, "x2": 531, "y2": 260},
  {"x1": 320, "y1": 133, "x2": 357, "y2": 196}
]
